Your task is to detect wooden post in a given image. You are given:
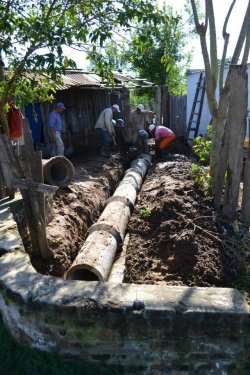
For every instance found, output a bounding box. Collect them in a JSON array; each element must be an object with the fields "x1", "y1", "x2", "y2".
[
  {"x1": 21, "y1": 119, "x2": 53, "y2": 259},
  {"x1": 161, "y1": 86, "x2": 169, "y2": 127},
  {"x1": 222, "y1": 65, "x2": 248, "y2": 220},
  {"x1": 121, "y1": 88, "x2": 130, "y2": 143},
  {"x1": 0, "y1": 133, "x2": 56, "y2": 258},
  {"x1": 241, "y1": 151, "x2": 250, "y2": 226},
  {"x1": 155, "y1": 86, "x2": 162, "y2": 125},
  {"x1": 241, "y1": 118, "x2": 250, "y2": 226}
]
